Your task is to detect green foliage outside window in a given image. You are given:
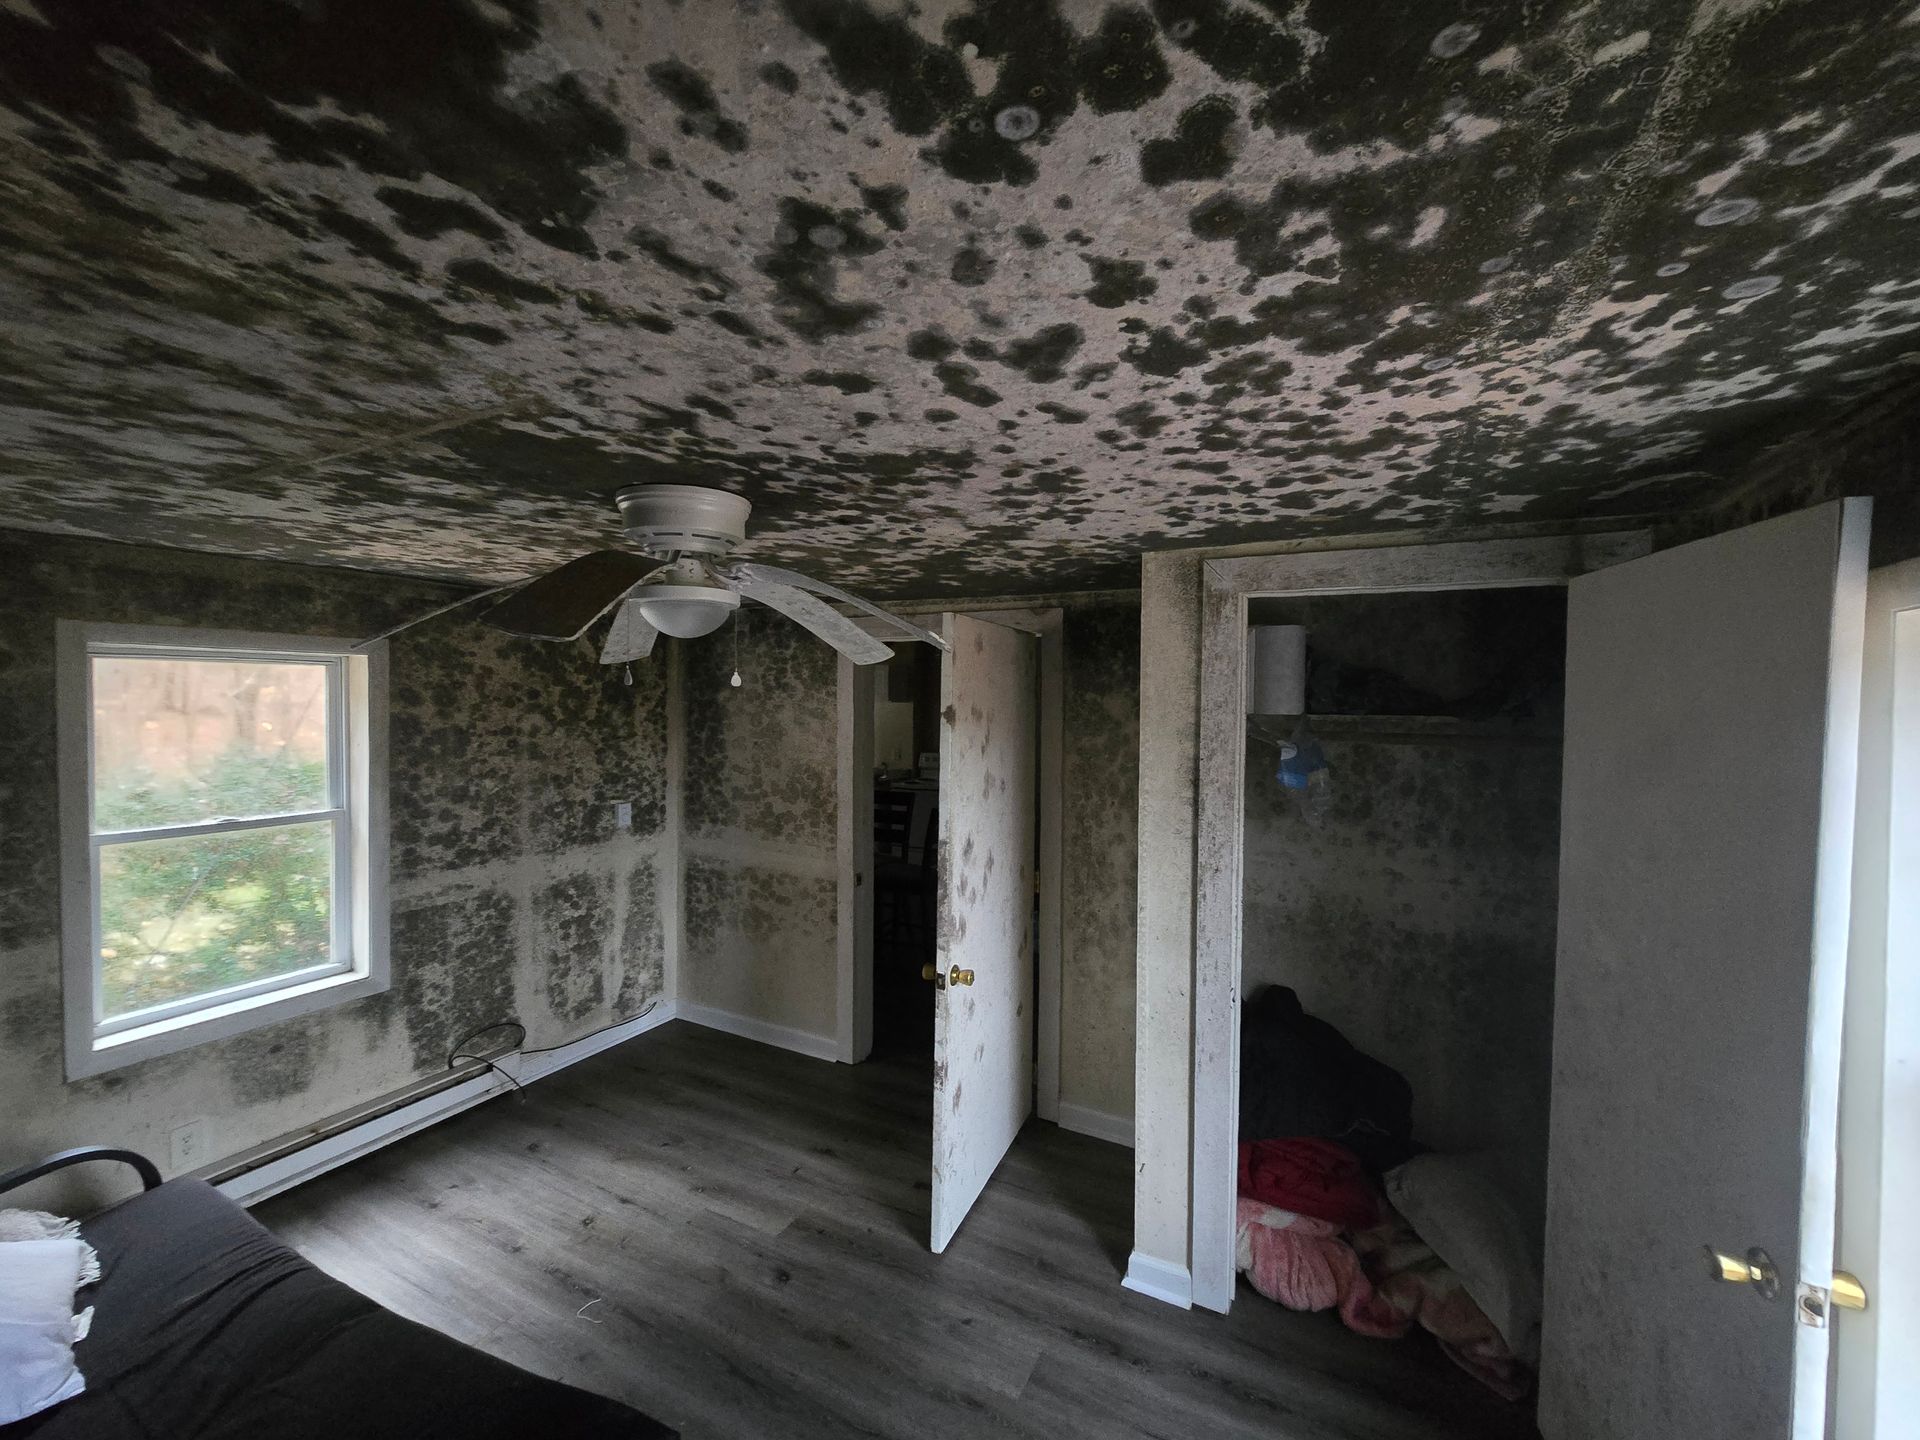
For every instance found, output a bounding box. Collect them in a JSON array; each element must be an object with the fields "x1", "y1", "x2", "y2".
[{"x1": 96, "y1": 748, "x2": 333, "y2": 1019}]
